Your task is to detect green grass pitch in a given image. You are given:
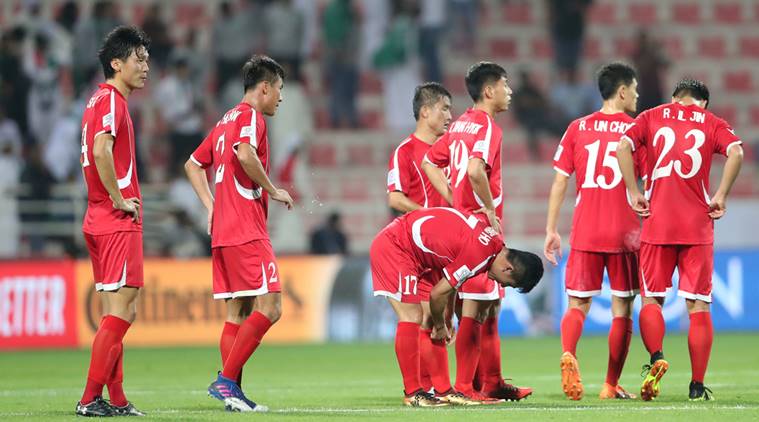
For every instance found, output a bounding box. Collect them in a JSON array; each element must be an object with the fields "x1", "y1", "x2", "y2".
[{"x1": 1, "y1": 333, "x2": 758, "y2": 421}]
